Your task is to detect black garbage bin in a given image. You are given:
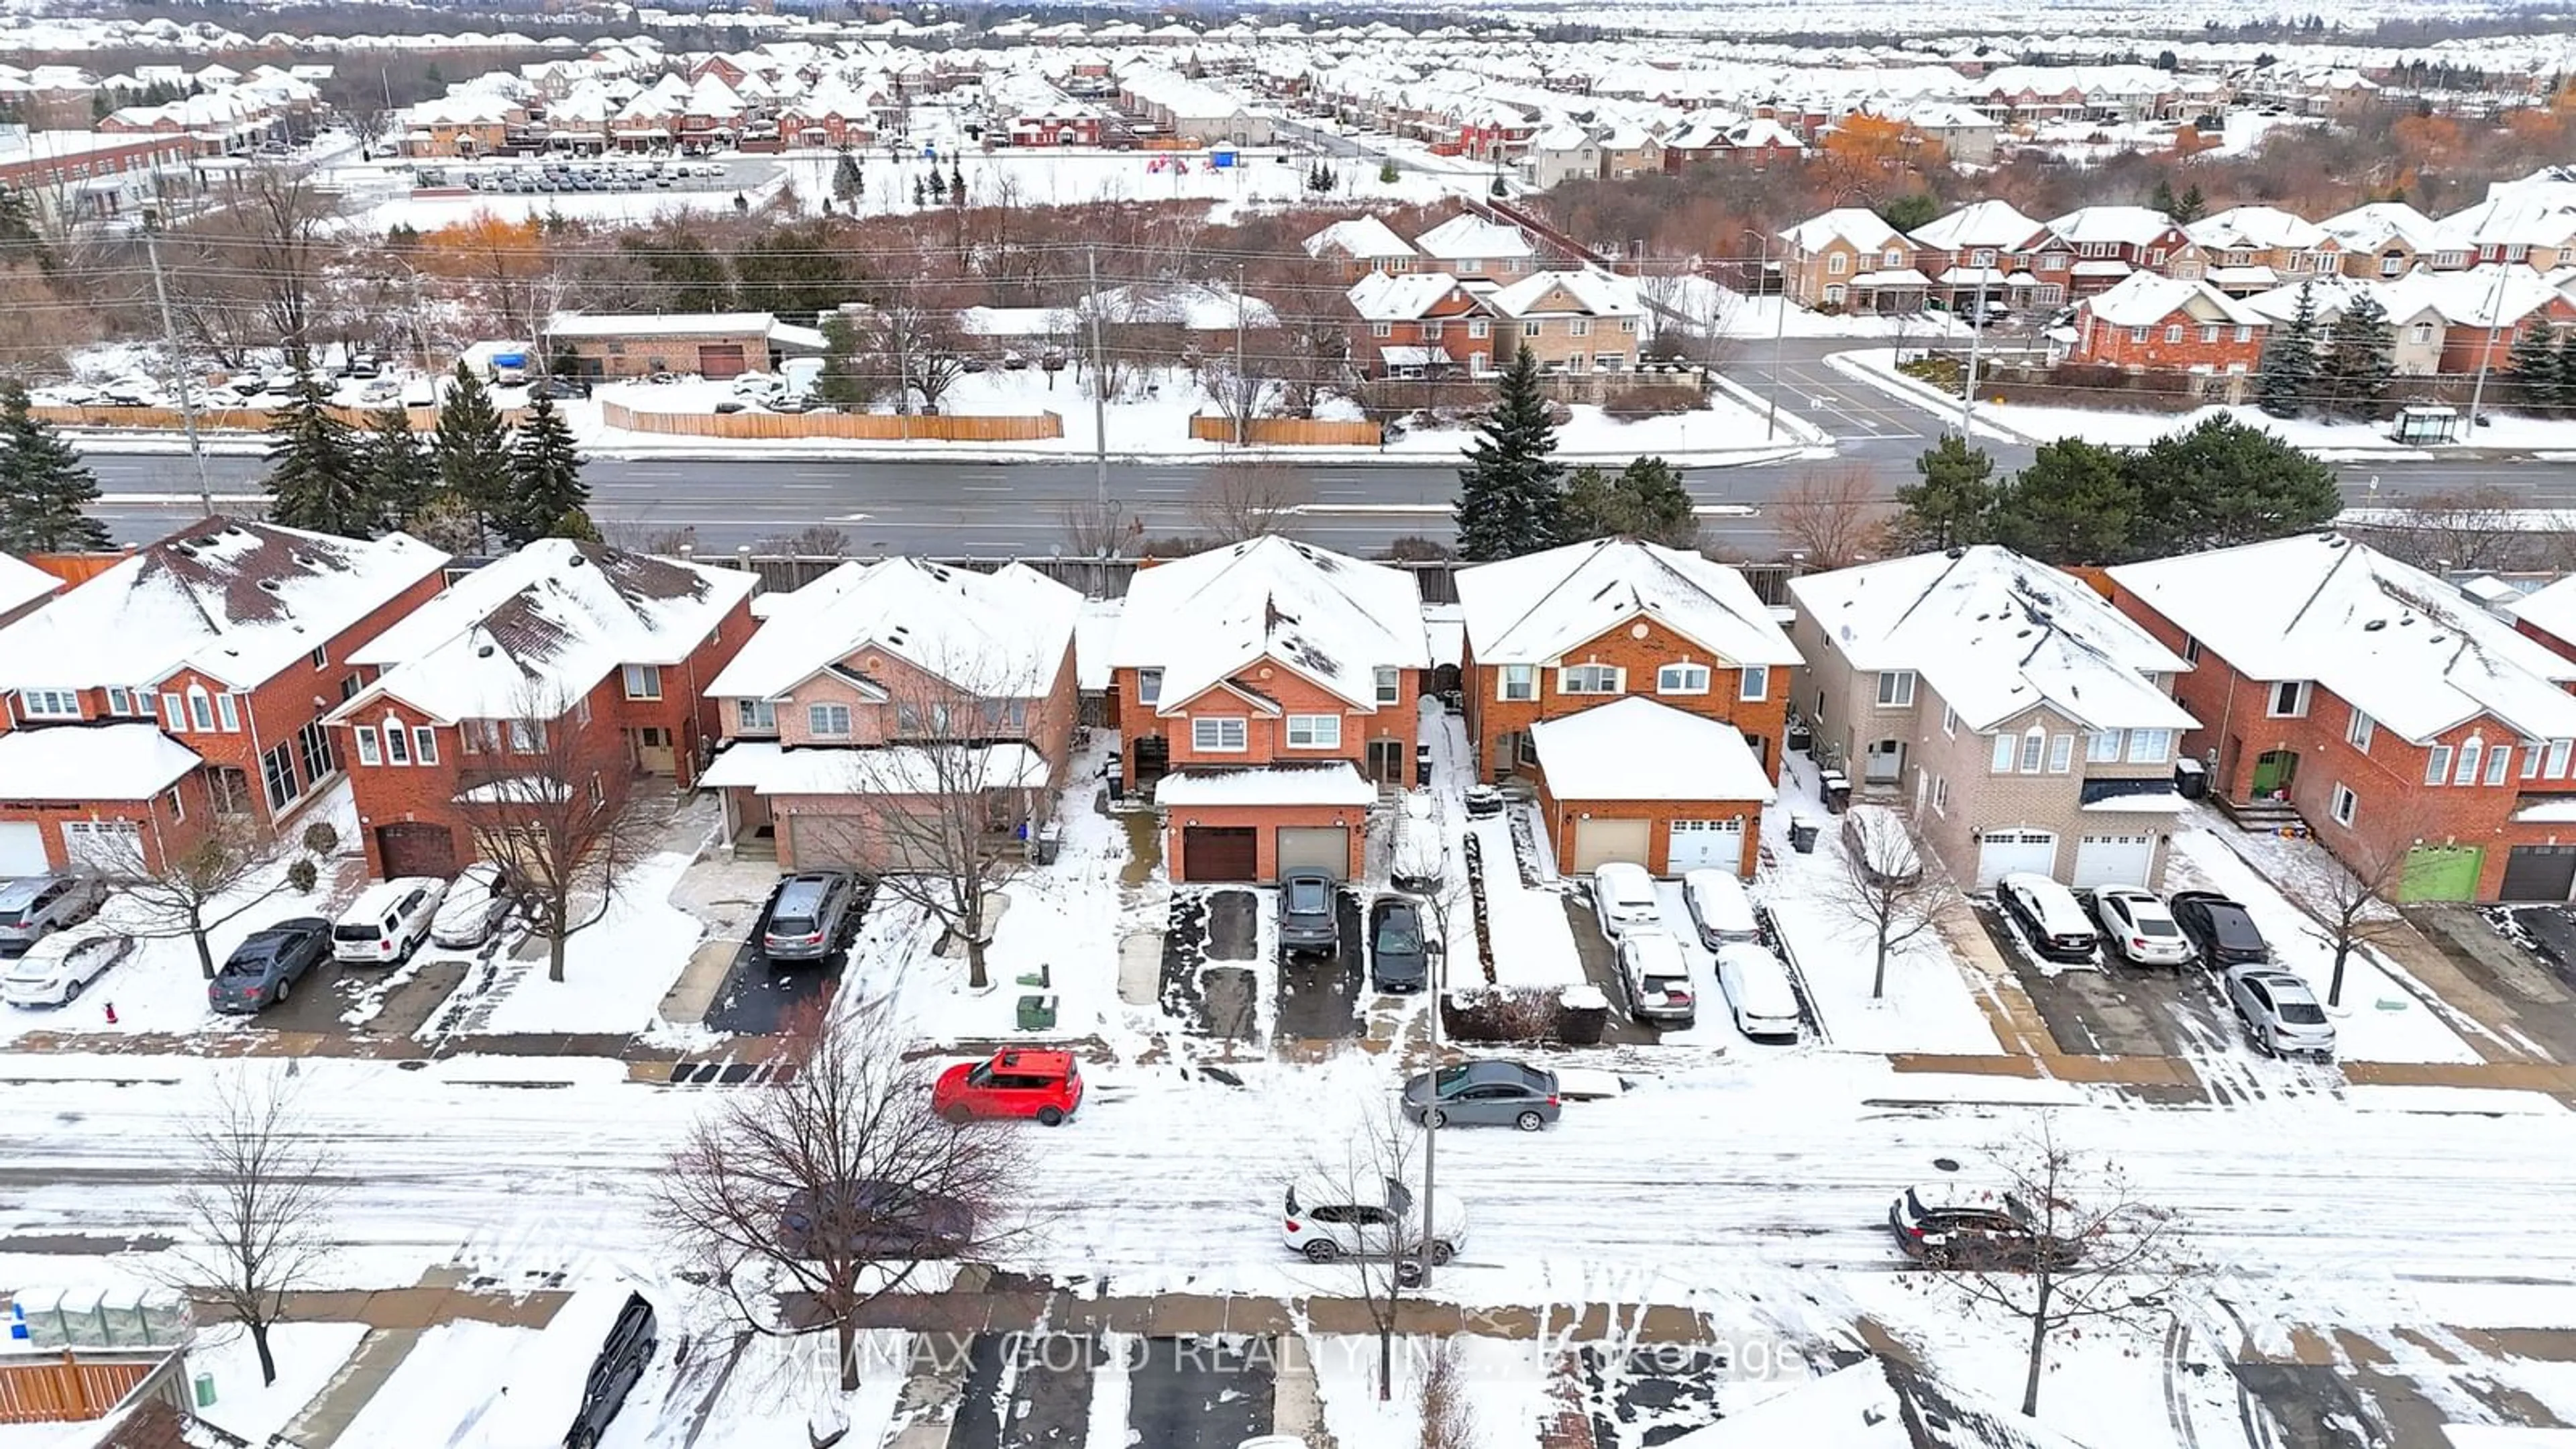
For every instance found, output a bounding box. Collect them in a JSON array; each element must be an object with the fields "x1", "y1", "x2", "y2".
[
  {"x1": 1789, "y1": 820, "x2": 1821, "y2": 853},
  {"x1": 1821, "y1": 769, "x2": 1852, "y2": 814},
  {"x1": 1558, "y1": 985, "x2": 1611, "y2": 1046}
]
